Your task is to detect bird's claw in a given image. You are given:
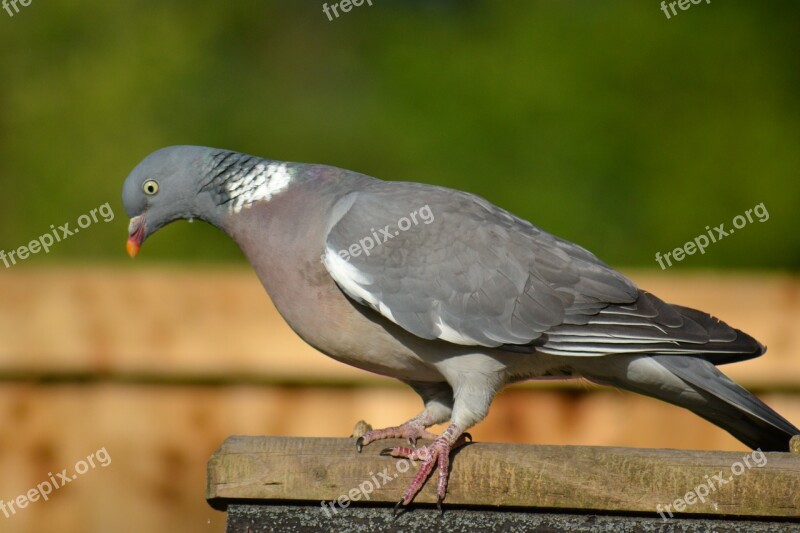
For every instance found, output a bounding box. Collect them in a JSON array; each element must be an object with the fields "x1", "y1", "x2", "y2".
[
  {"x1": 393, "y1": 498, "x2": 405, "y2": 518},
  {"x1": 368, "y1": 425, "x2": 470, "y2": 513},
  {"x1": 355, "y1": 436, "x2": 365, "y2": 453}
]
